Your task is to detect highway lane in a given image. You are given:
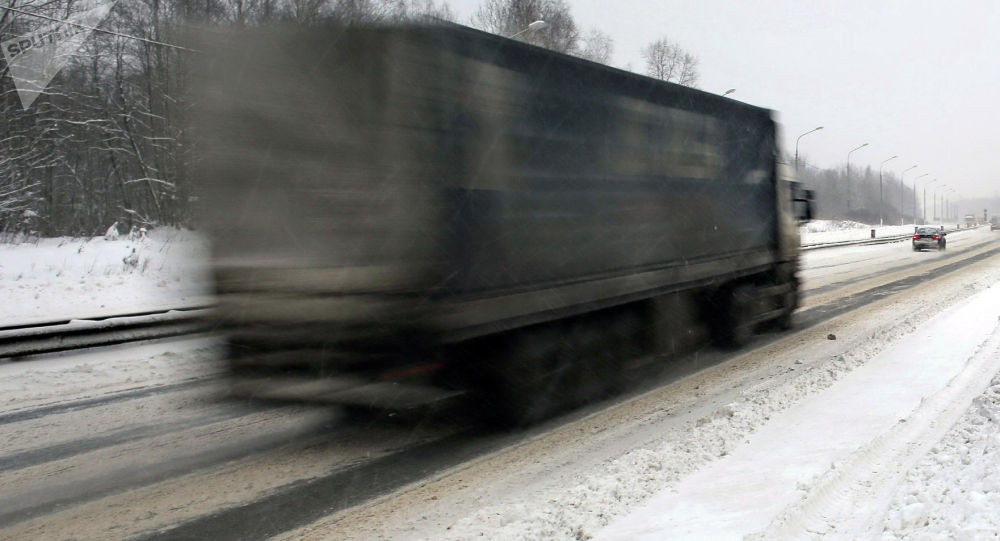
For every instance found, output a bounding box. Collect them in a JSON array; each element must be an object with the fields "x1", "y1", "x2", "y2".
[{"x1": 800, "y1": 226, "x2": 998, "y2": 306}]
